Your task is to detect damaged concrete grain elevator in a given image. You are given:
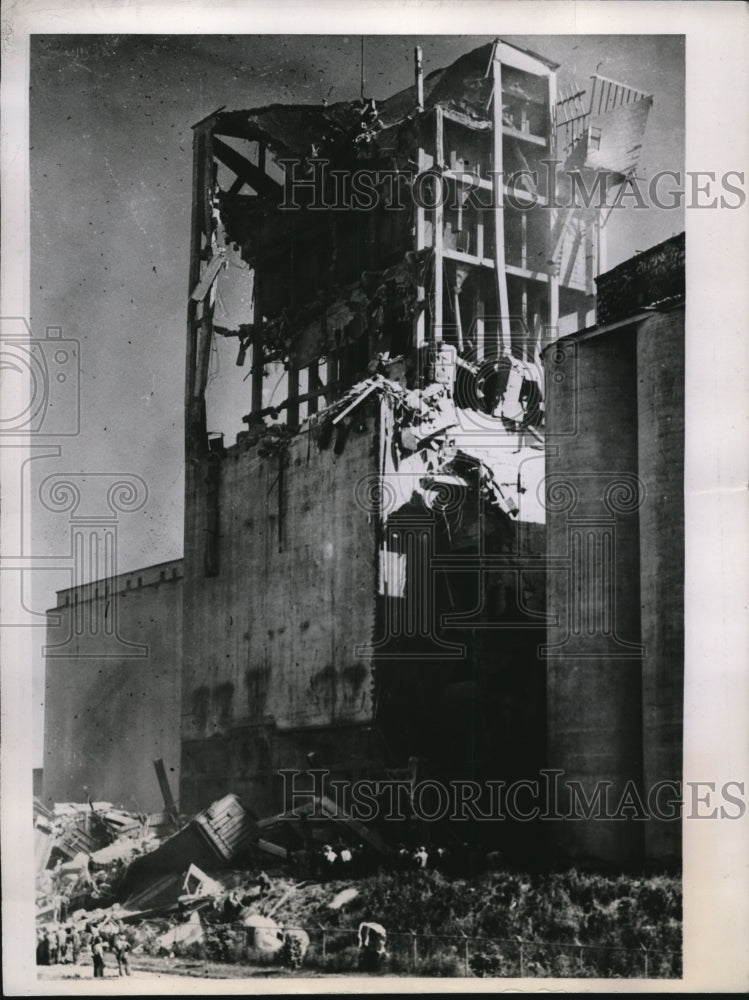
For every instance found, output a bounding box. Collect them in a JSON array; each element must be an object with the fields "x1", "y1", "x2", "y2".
[{"x1": 181, "y1": 38, "x2": 671, "y2": 864}]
